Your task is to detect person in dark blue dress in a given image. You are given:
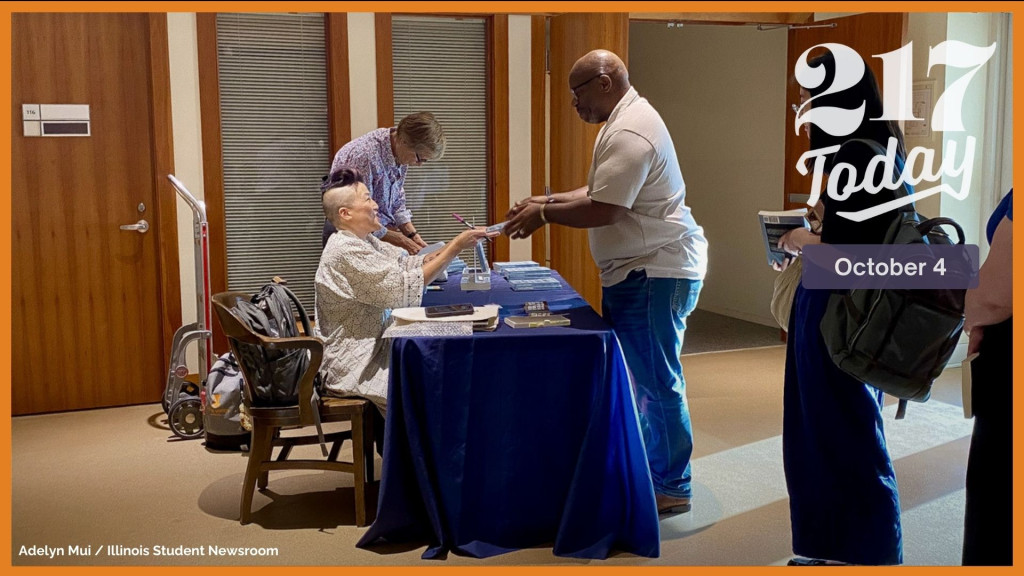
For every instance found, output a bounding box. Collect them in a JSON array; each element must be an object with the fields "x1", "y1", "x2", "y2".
[
  {"x1": 777, "y1": 49, "x2": 908, "y2": 566},
  {"x1": 962, "y1": 188, "x2": 1013, "y2": 565}
]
